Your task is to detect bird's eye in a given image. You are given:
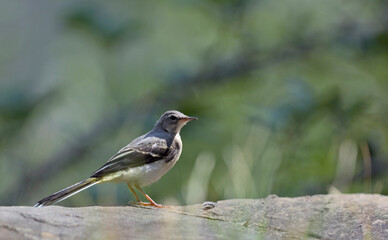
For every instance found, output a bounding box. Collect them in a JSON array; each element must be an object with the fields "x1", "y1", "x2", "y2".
[{"x1": 169, "y1": 116, "x2": 177, "y2": 120}]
